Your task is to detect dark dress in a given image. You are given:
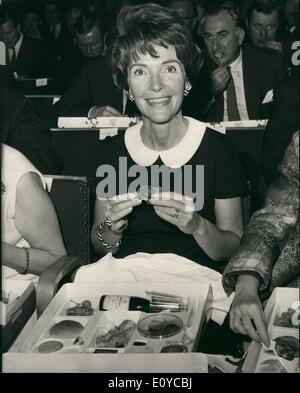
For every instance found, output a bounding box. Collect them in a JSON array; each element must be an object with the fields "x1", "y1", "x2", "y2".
[{"x1": 96, "y1": 117, "x2": 247, "y2": 272}]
